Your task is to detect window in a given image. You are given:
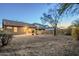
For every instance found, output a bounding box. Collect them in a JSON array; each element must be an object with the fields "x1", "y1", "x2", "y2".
[
  {"x1": 14, "y1": 27, "x2": 17, "y2": 32},
  {"x1": 23, "y1": 27, "x2": 28, "y2": 32},
  {"x1": 7, "y1": 26, "x2": 12, "y2": 29}
]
